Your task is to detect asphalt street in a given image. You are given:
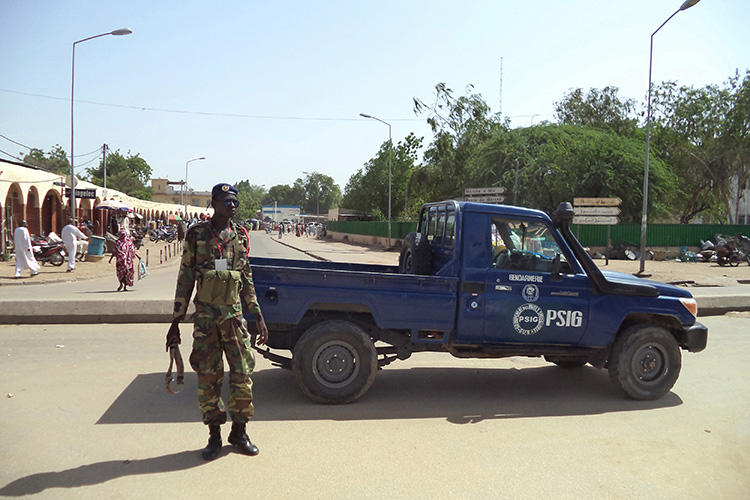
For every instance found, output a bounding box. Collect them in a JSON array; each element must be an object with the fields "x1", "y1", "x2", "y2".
[{"x1": 0, "y1": 316, "x2": 747, "y2": 499}]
